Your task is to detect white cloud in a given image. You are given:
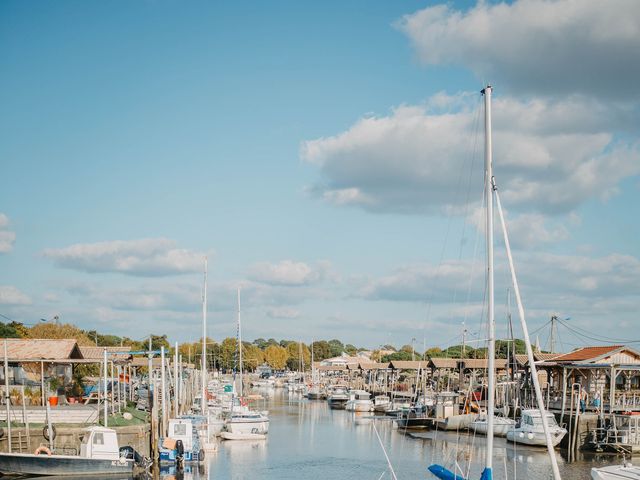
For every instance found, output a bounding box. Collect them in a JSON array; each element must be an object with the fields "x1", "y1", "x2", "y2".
[
  {"x1": 266, "y1": 307, "x2": 301, "y2": 319},
  {"x1": 0, "y1": 286, "x2": 31, "y2": 305},
  {"x1": 398, "y1": 0, "x2": 640, "y2": 98},
  {"x1": 248, "y1": 260, "x2": 327, "y2": 286},
  {"x1": 302, "y1": 95, "x2": 640, "y2": 215},
  {"x1": 42, "y1": 238, "x2": 206, "y2": 277},
  {"x1": 0, "y1": 213, "x2": 16, "y2": 253}
]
